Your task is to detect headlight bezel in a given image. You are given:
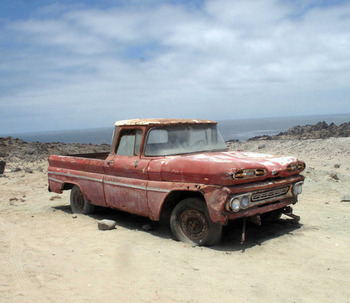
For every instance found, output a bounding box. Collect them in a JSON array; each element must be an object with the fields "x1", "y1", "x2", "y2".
[
  {"x1": 293, "y1": 182, "x2": 303, "y2": 196},
  {"x1": 229, "y1": 194, "x2": 251, "y2": 212}
]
